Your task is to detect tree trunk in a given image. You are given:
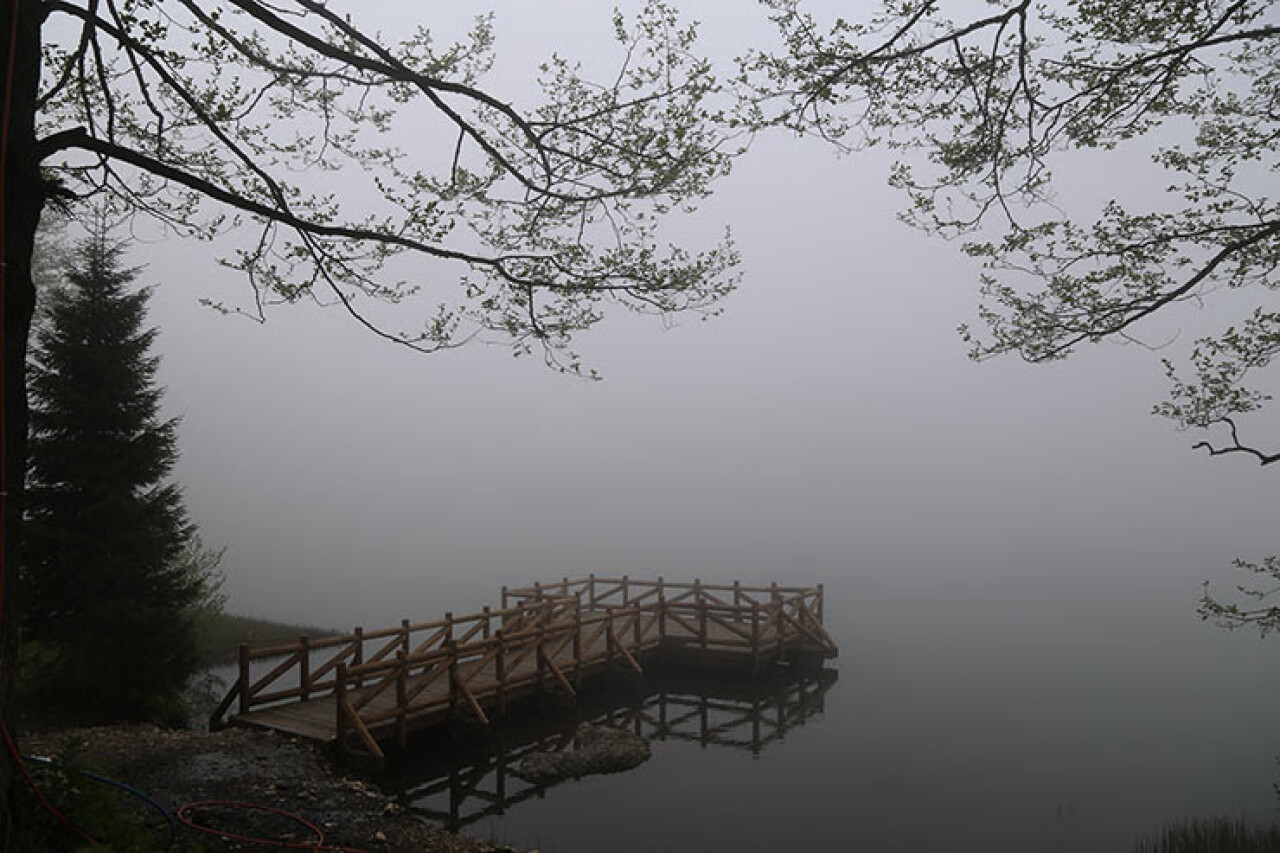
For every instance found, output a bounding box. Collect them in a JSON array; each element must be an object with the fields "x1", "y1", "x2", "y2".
[{"x1": 2, "y1": 0, "x2": 47, "y2": 830}]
